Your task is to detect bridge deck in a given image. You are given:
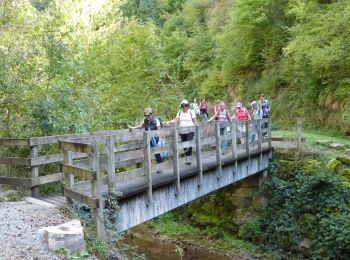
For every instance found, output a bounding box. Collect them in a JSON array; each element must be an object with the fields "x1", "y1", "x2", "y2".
[{"x1": 36, "y1": 144, "x2": 270, "y2": 206}]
